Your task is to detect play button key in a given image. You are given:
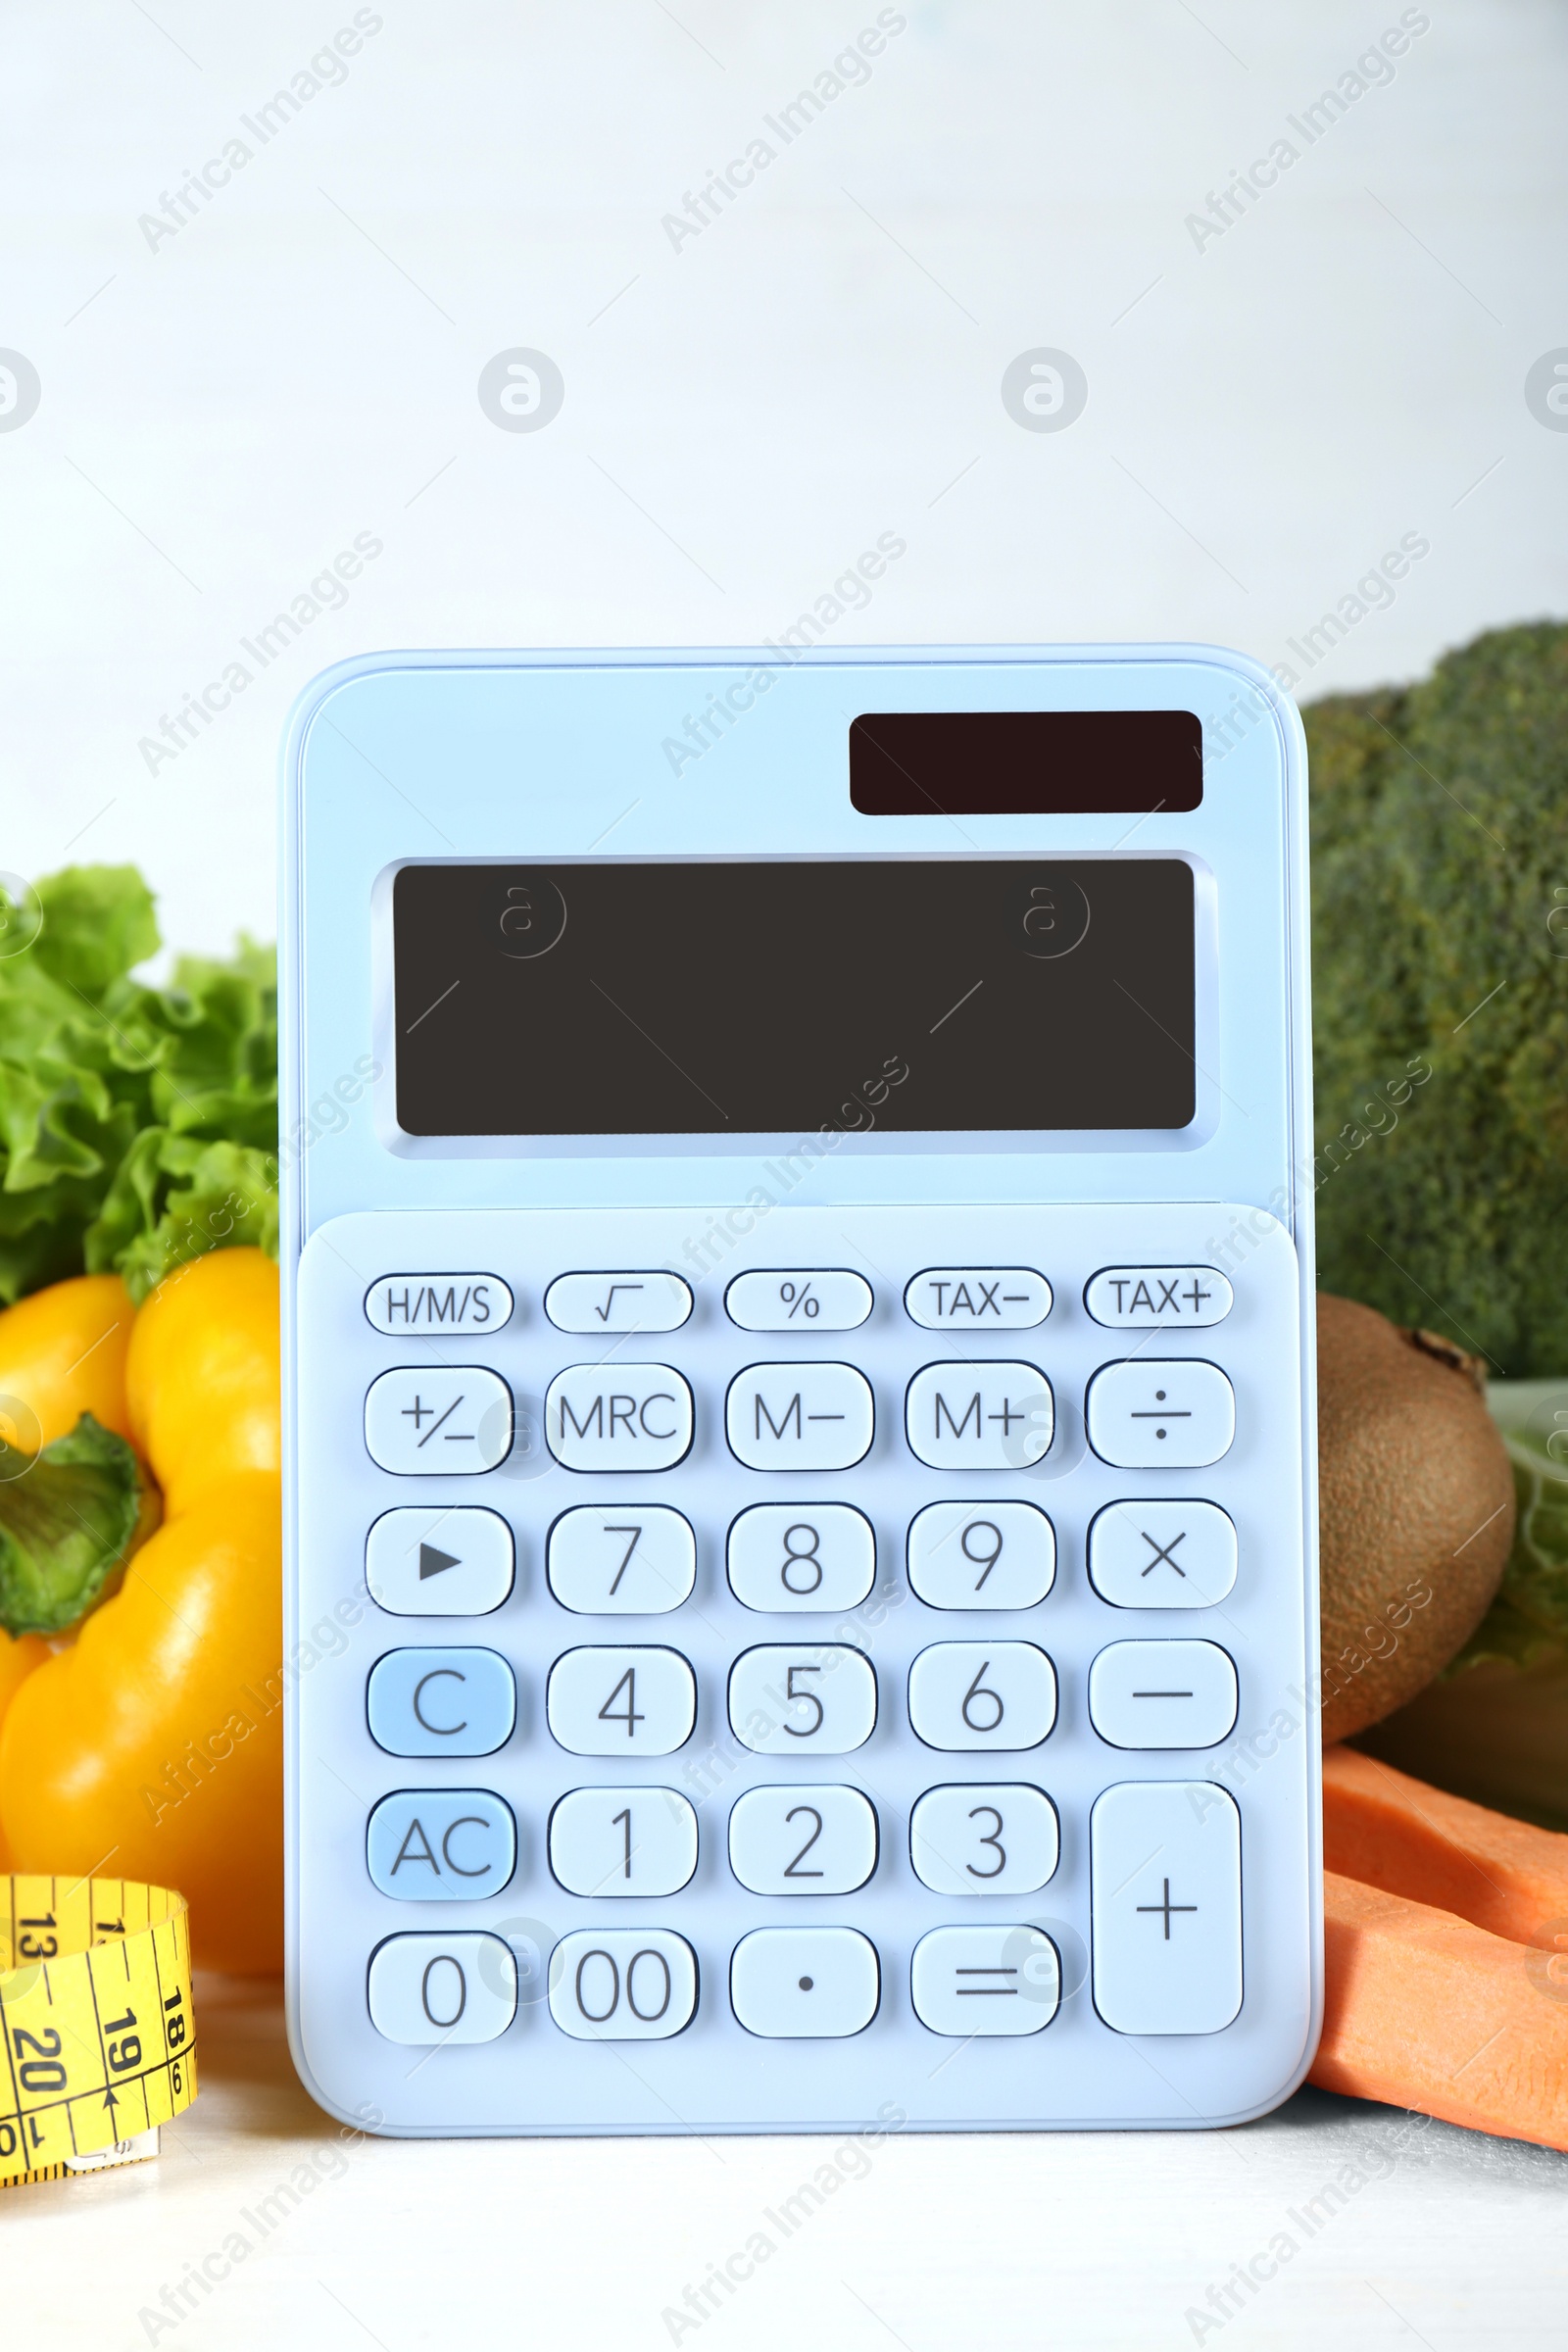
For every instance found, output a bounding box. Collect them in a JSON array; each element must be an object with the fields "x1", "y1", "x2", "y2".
[{"x1": 366, "y1": 1508, "x2": 514, "y2": 1617}]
